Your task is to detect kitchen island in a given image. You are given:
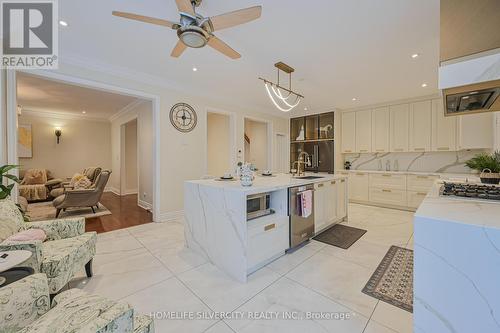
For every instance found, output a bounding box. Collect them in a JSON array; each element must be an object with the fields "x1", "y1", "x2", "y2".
[
  {"x1": 414, "y1": 180, "x2": 500, "y2": 333},
  {"x1": 184, "y1": 173, "x2": 348, "y2": 282}
]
